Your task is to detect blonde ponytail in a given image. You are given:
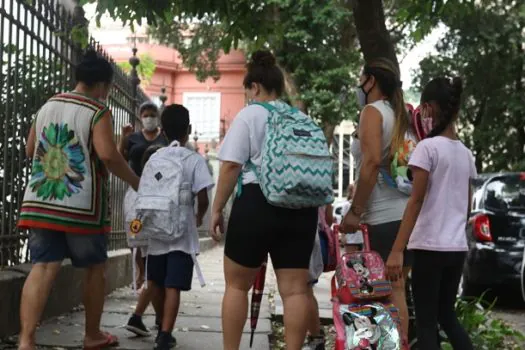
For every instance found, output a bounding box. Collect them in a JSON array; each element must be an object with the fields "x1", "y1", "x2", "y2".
[{"x1": 389, "y1": 88, "x2": 409, "y2": 156}]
